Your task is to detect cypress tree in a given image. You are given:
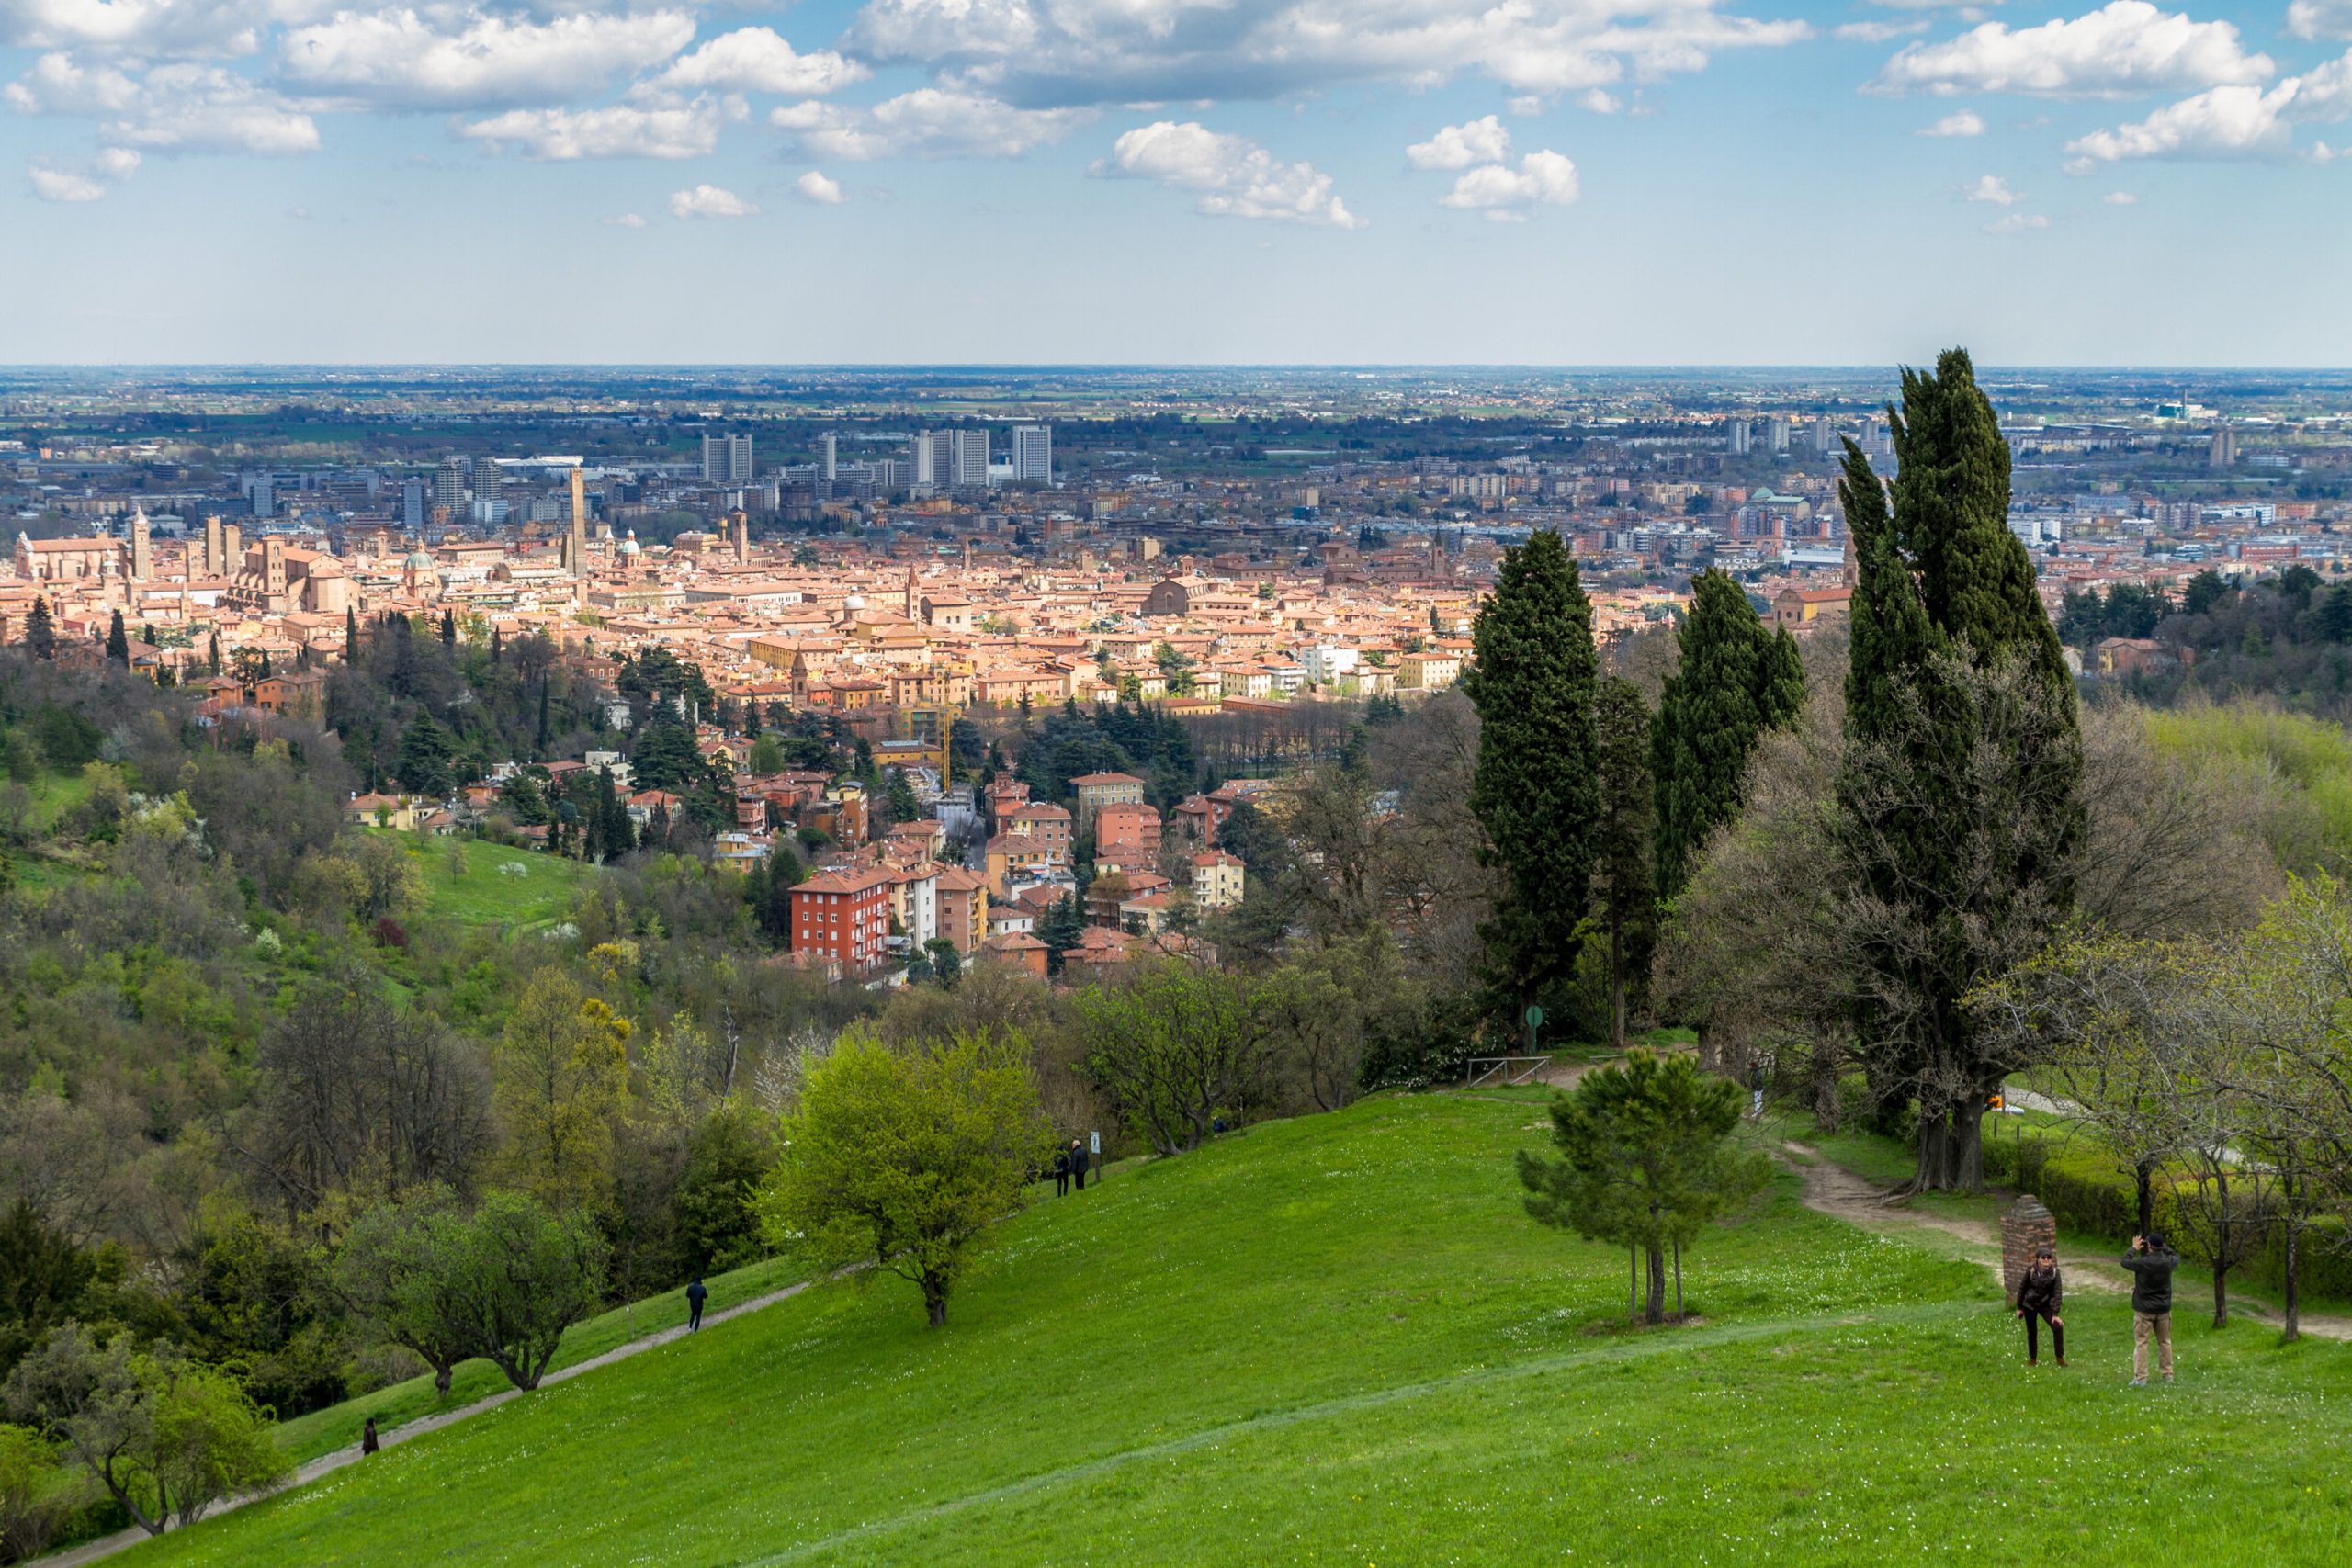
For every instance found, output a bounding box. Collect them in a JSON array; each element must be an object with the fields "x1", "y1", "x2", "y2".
[
  {"x1": 105, "y1": 610, "x2": 129, "y2": 666},
  {"x1": 345, "y1": 604, "x2": 359, "y2": 663},
  {"x1": 1591, "y1": 676, "x2": 1657, "y2": 1052},
  {"x1": 440, "y1": 610, "x2": 457, "y2": 649},
  {"x1": 1838, "y1": 349, "x2": 2085, "y2": 1193},
  {"x1": 536, "y1": 682, "x2": 551, "y2": 750},
  {"x1": 1462, "y1": 528, "x2": 1600, "y2": 1045},
  {"x1": 492, "y1": 626, "x2": 503, "y2": 665},
  {"x1": 208, "y1": 630, "x2": 220, "y2": 675},
  {"x1": 27, "y1": 596, "x2": 56, "y2": 660},
  {"x1": 1650, "y1": 570, "x2": 1806, "y2": 901},
  {"x1": 141, "y1": 622, "x2": 157, "y2": 646}
]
